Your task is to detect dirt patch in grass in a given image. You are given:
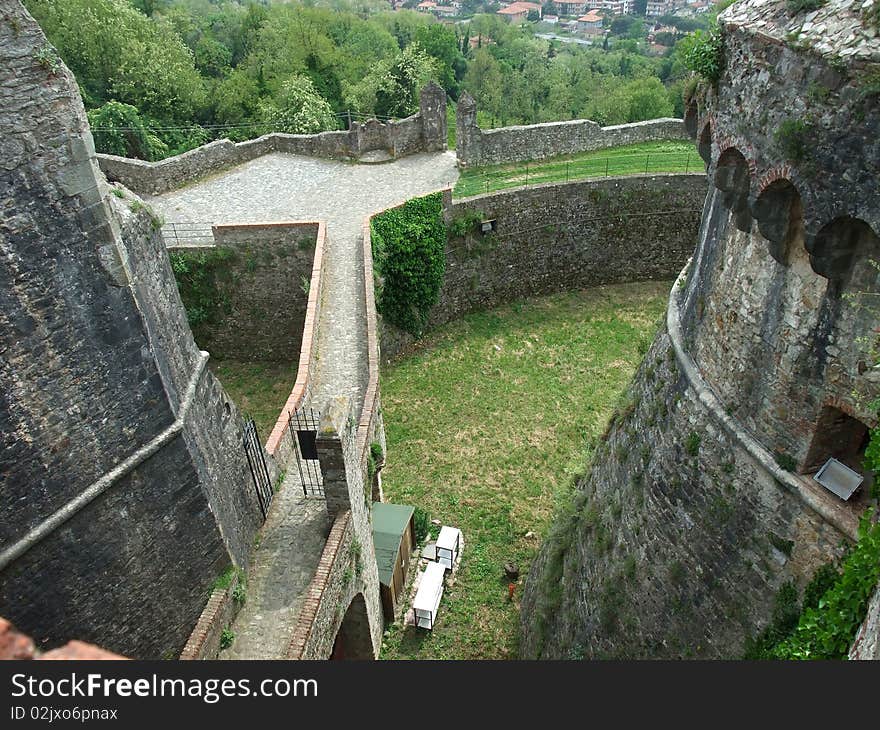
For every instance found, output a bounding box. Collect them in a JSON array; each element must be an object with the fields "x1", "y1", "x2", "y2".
[{"x1": 379, "y1": 281, "x2": 669, "y2": 659}]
